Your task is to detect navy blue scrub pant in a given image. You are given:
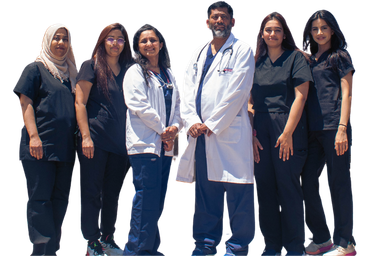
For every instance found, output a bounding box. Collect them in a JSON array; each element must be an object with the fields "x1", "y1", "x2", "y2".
[
  {"x1": 78, "y1": 143, "x2": 129, "y2": 242},
  {"x1": 124, "y1": 148, "x2": 172, "y2": 255},
  {"x1": 22, "y1": 160, "x2": 74, "y2": 256},
  {"x1": 301, "y1": 129, "x2": 355, "y2": 248},
  {"x1": 192, "y1": 134, "x2": 255, "y2": 256},
  {"x1": 254, "y1": 112, "x2": 307, "y2": 255}
]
